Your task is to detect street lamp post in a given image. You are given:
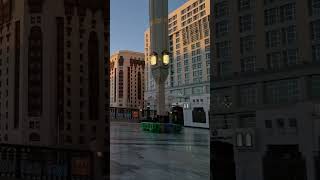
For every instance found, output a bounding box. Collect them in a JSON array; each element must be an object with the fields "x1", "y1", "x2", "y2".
[{"x1": 149, "y1": 0, "x2": 169, "y2": 121}]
